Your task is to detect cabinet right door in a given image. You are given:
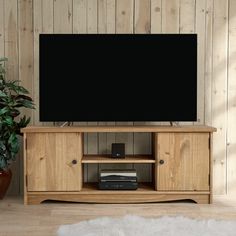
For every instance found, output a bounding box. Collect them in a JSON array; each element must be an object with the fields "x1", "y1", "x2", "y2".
[{"x1": 156, "y1": 133, "x2": 210, "y2": 191}]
